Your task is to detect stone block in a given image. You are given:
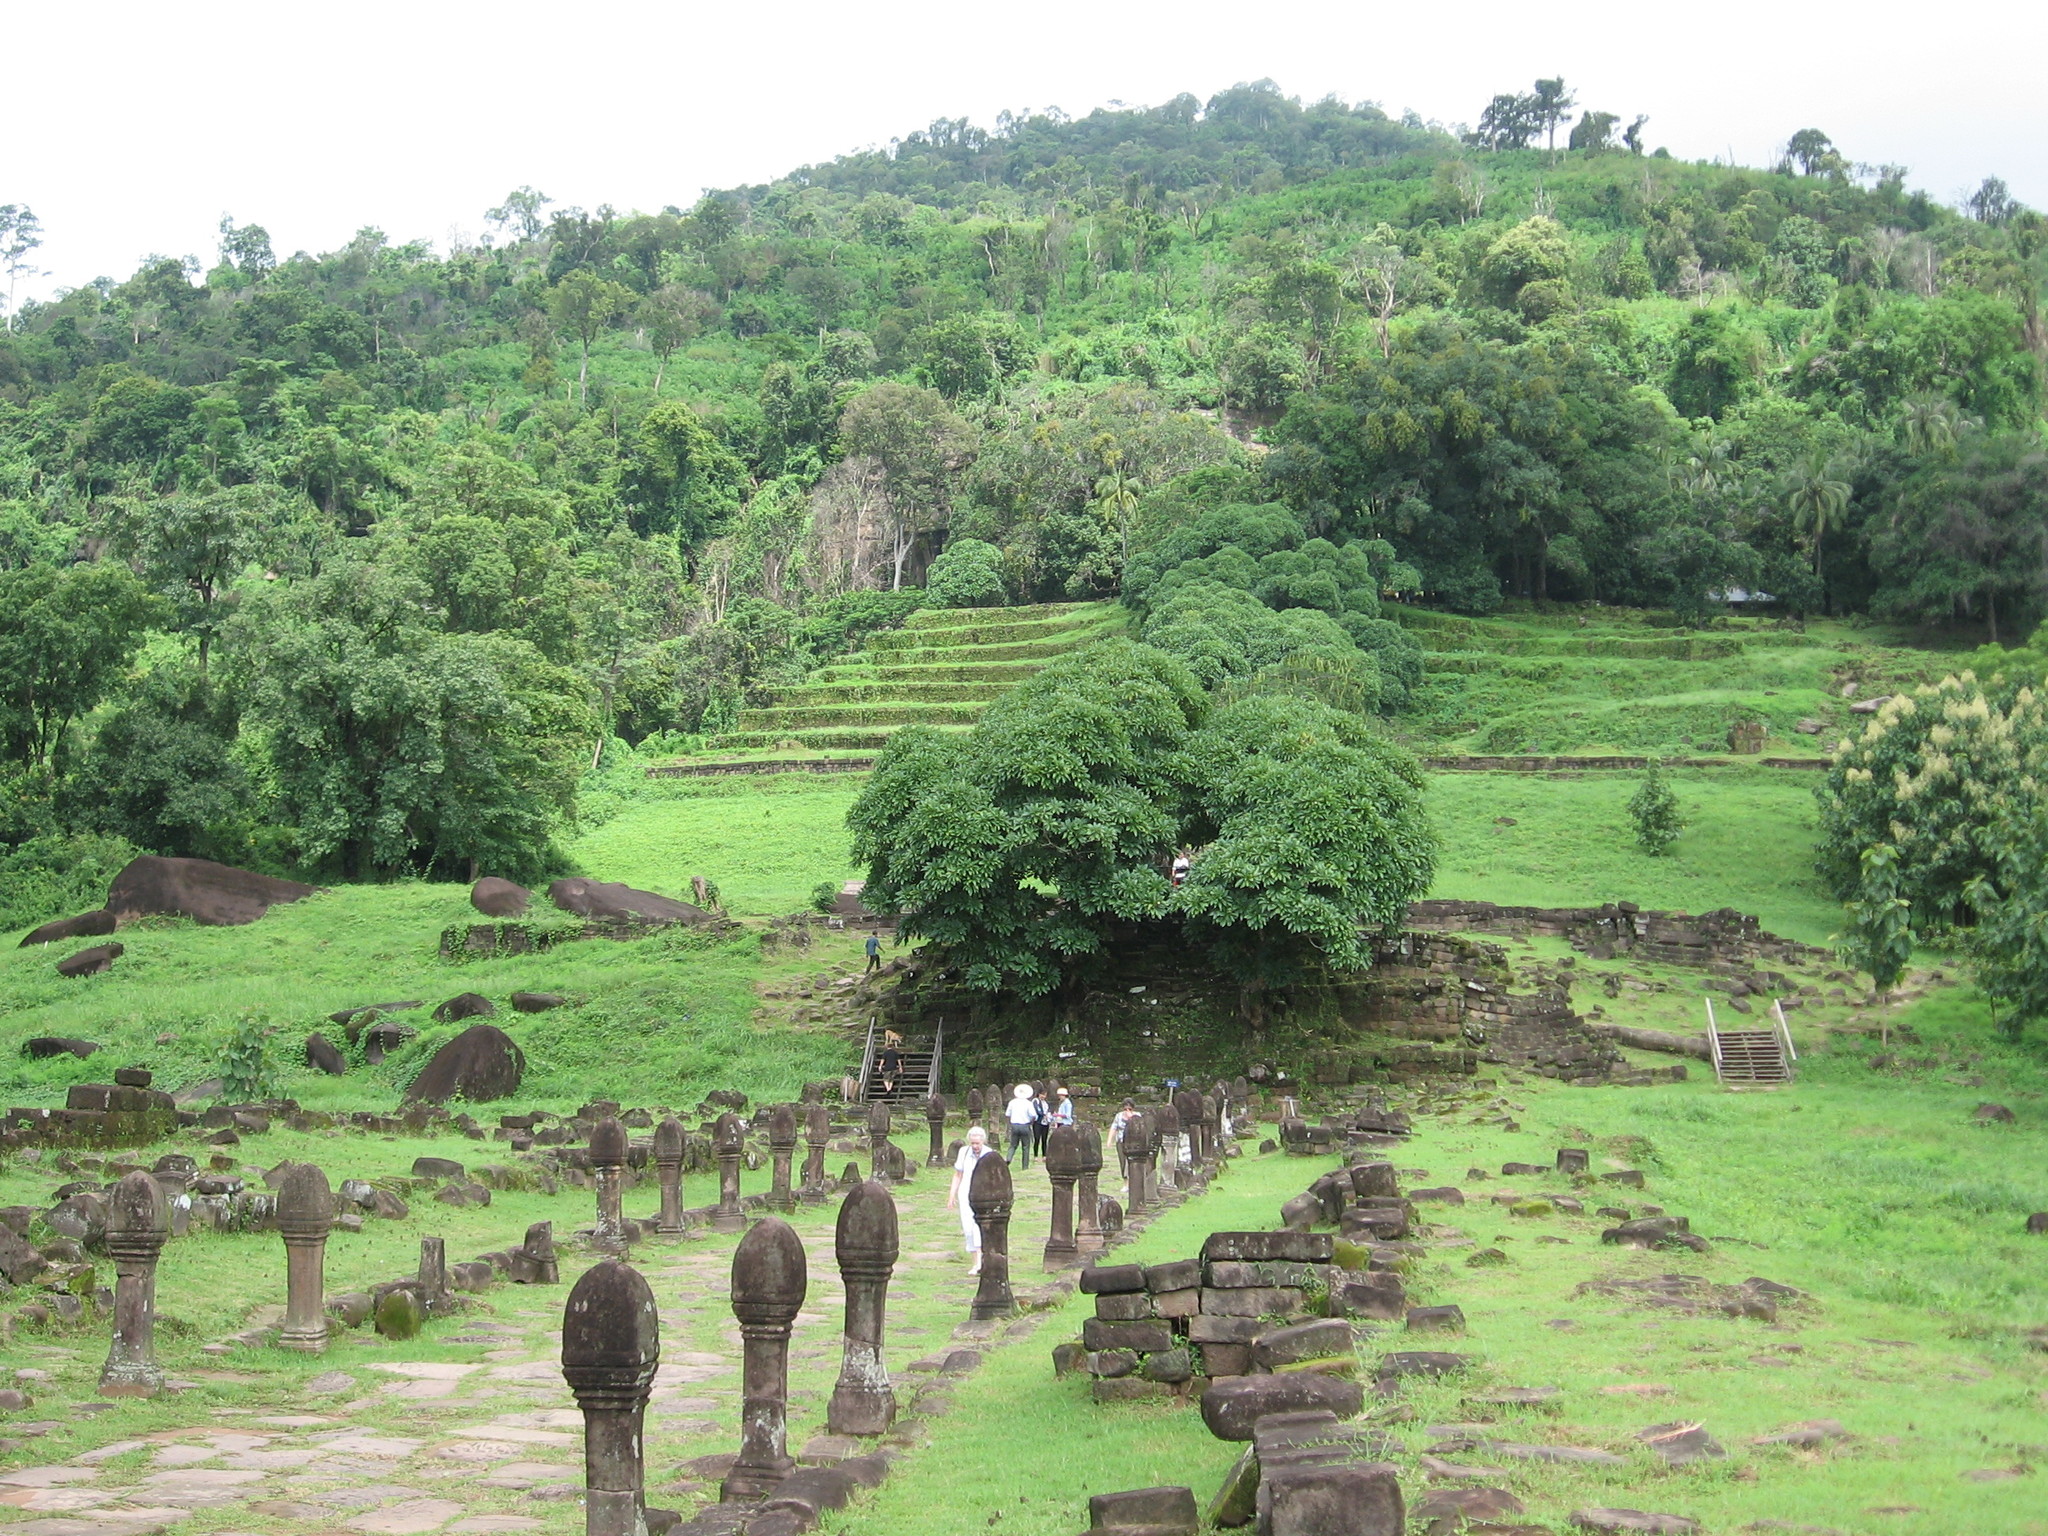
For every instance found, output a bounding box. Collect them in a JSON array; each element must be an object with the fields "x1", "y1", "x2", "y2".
[
  {"x1": 1376, "y1": 1349, "x2": 1468, "y2": 1379},
  {"x1": 1404, "y1": 1305, "x2": 1466, "y2": 1333},
  {"x1": 1095, "y1": 1291, "x2": 1153, "y2": 1321},
  {"x1": 1264, "y1": 1463, "x2": 1404, "y2": 1536},
  {"x1": 1152, "y1": 1287, "x2": 1200, "y2": 1319},
  {"x1": 1080, "y1": 1263, "x2": 1149, "y2": 1294},
  {"x1": 1086, "y1": 1349, "x2": 1139, "y2": 1379},
  {"x1": 1142, "y1": 1348, "x2": 1194, "y2": 1384},
  {"x1": 1200, "y1": 1286, "x2": 1306, "y2": 1318},
  {"x1": 1082, "y1": 1318, "x2": 1174, "y2": 1353},
  {"x1": 1206, "y1": 1260, "x2": 1320, "y2": 1289},
  {"x1": 1188, "y1": 1314, "x2": 1263, "y2": 1344},
  {"x1": 1329, "y1": 1273, "x2": 1406, "y2": 1321},
  {"x1": 1253, "y1": 1320, "x2": 1354, "y2": 1369},
  {"x1": 1145, "y1": 1259, "x2": 1201, "y2": 1293},
  {"x1": 1088, "y1": 1486, "x2": 1197, "y2": 1535},
  {"x1": 1199, "y1": 1374, "x2": 1364, "y2": 1441},
  {"x1": 1201, "y1": 1342, "x2": 1252, "y2": 1378},
  {"x1": 1202, "y1": 1231, "x2": 1334, "y2": 1264}
]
